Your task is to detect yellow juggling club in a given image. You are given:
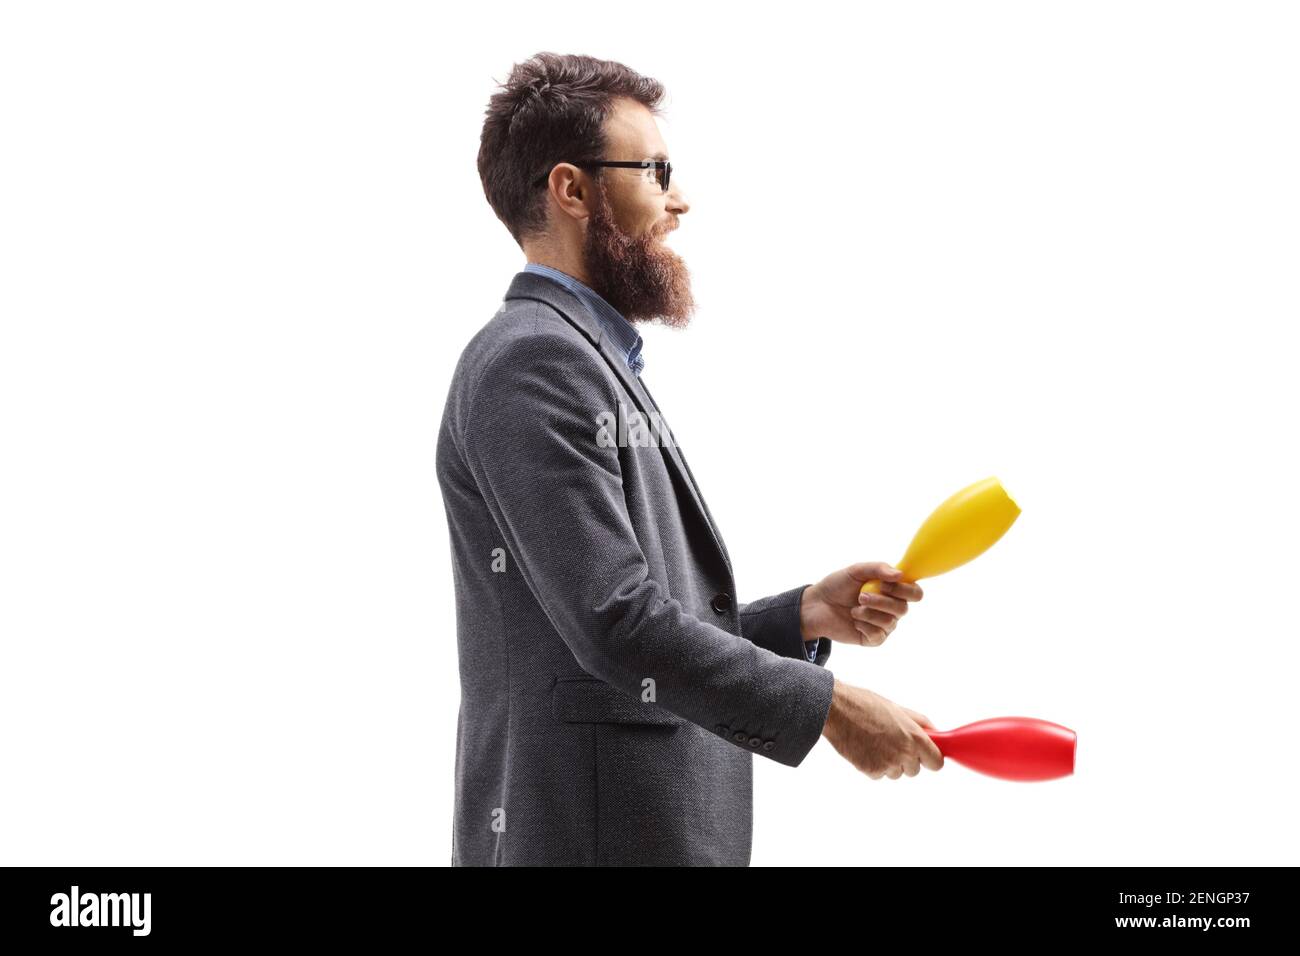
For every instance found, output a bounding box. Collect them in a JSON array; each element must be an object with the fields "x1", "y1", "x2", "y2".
[{"x1": 861, "y1": 477, "x2": 1021, "y2": 595}]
